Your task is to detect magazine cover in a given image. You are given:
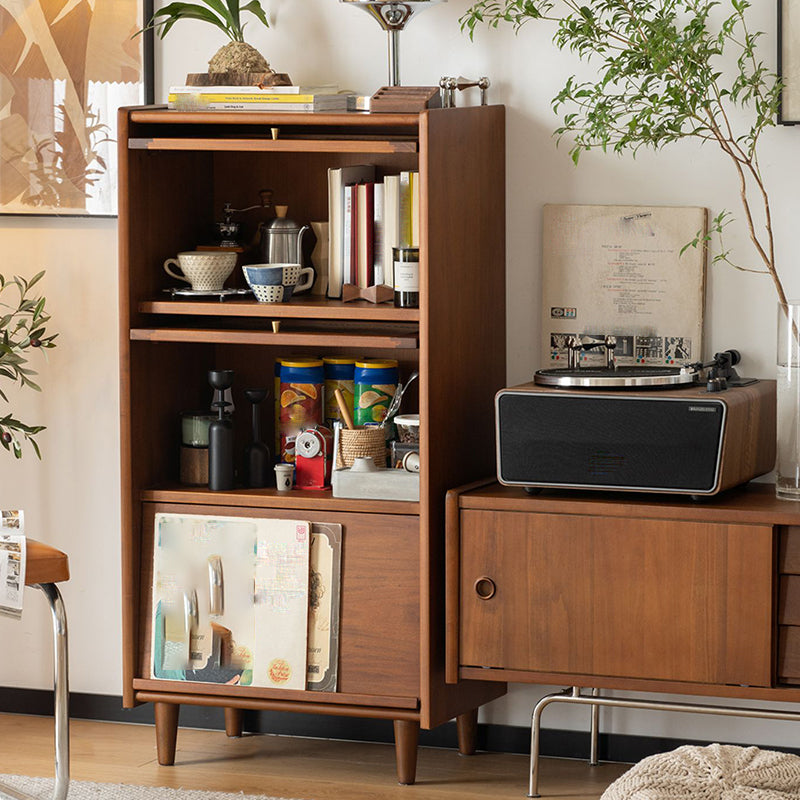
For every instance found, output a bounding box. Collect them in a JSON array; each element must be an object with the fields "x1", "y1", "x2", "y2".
[{"x1": 151, "y1": 513, "x2": 310, "y2": 690}]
